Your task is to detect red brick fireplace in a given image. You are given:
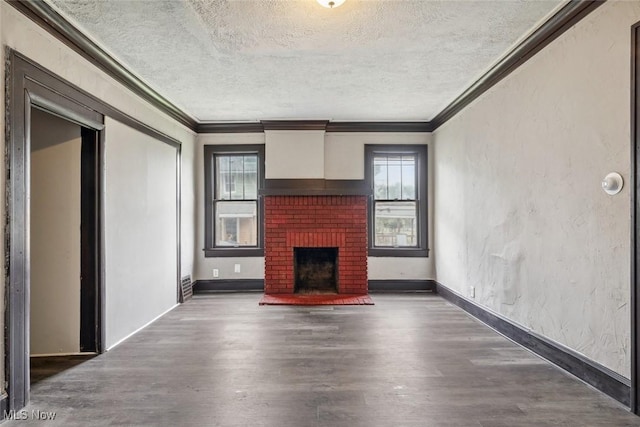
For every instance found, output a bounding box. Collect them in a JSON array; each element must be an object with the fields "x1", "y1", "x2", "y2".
[{"x1": 264, "y1": 195, "x2": 368, "y2": 295}]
